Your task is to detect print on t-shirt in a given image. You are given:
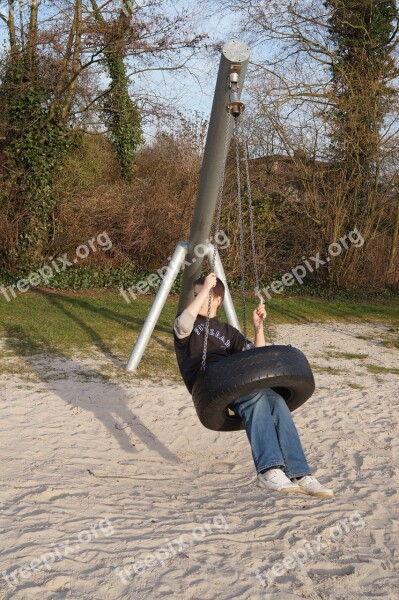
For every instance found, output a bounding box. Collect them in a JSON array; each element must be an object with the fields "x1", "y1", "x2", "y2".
[{"x1": 193, "y1": 323, "x2": 231, "y2": 348}]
